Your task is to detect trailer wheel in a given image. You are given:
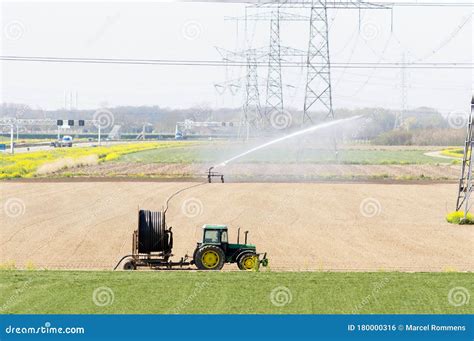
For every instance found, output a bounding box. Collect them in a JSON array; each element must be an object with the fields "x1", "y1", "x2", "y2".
[
  {"x1": 238, "y1": 253, "x2": 258, "y2": 271},
  {"x1": 194, "y1": 245, "x2": 225, "y2": 270},
  {"x1": 123, "y1": 260, "x2": 136, "y2": 271}
]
